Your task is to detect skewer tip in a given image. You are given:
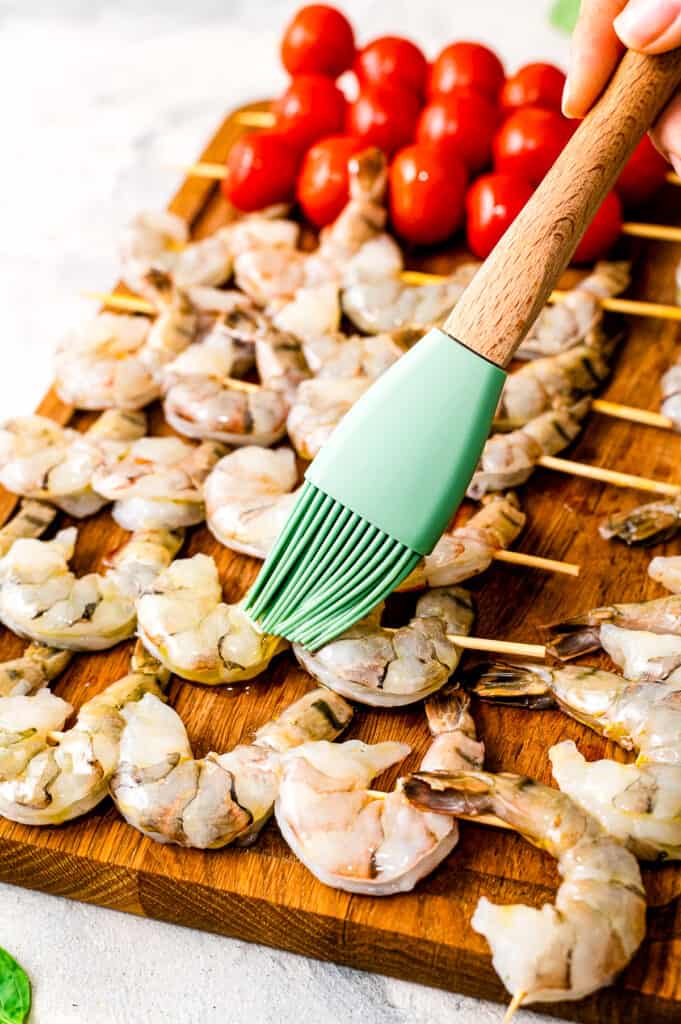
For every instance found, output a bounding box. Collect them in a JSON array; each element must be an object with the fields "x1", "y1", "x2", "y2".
[{"x1": 503, "y1": 990, "x2": 526, "y2": 1022}]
